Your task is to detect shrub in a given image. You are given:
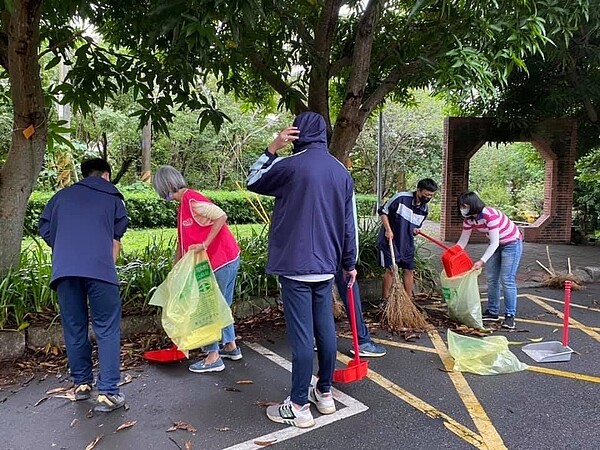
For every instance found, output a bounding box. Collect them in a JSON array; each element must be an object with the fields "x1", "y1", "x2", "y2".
[{"x1": 25, "y1": 188, "x2": 377, "y2": 233}]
